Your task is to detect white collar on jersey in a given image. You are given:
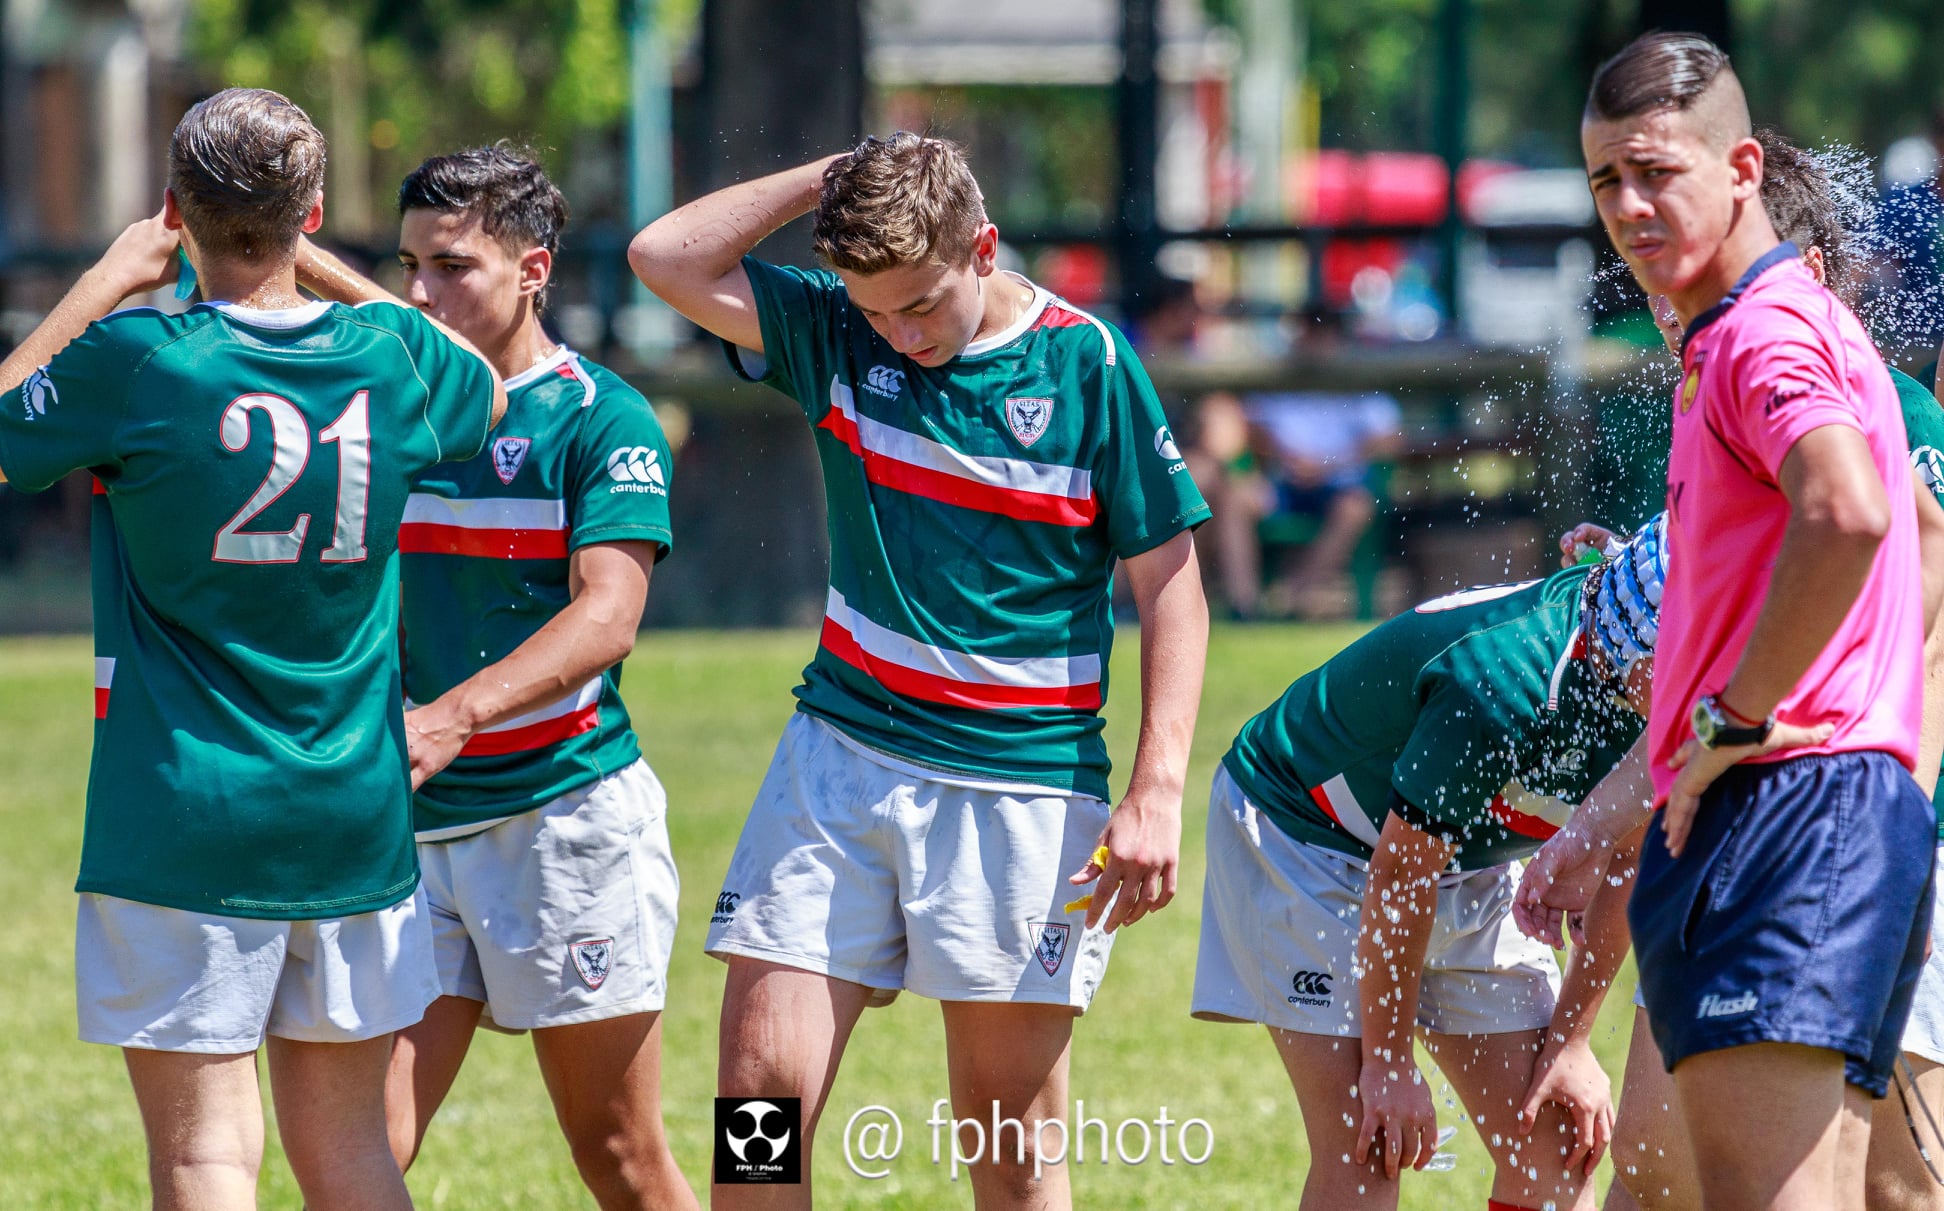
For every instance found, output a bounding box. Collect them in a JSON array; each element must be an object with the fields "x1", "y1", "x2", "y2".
[
  {"x1": 959, "y1": 272, "x2": 1050, "y2": 359},
  {"x1": 502, "y1": 344, "x2": 578, "y2": 390},
  {"x1": 206, "y1": 299, "x2": 333, "y2": 329}
]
